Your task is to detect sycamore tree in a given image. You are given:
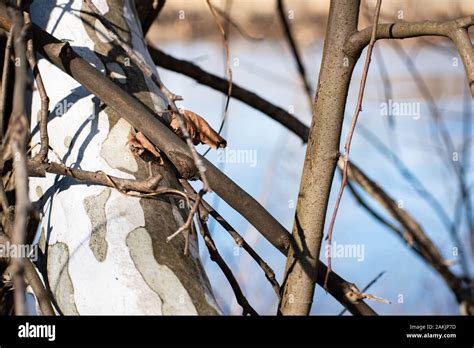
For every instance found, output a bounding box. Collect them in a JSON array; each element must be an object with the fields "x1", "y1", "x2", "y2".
[{"x1": 0, "y1": 0, "x2": 472, "y2": 316}]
